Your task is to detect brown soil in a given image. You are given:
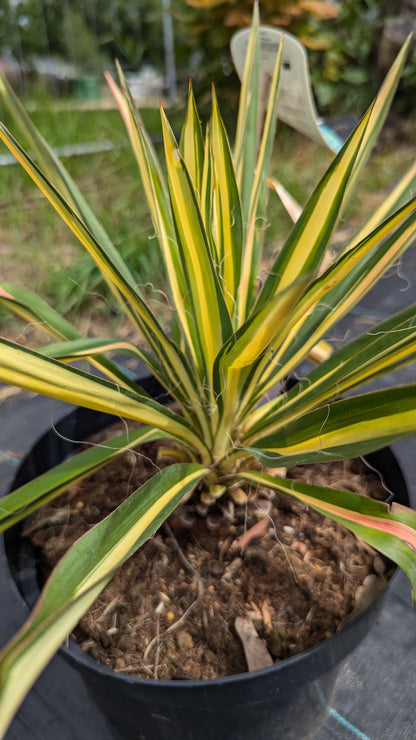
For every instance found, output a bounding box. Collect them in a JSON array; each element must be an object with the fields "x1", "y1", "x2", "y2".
[{"x1": 28, "y1": 424, "x2": 393, "y2": 681}]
